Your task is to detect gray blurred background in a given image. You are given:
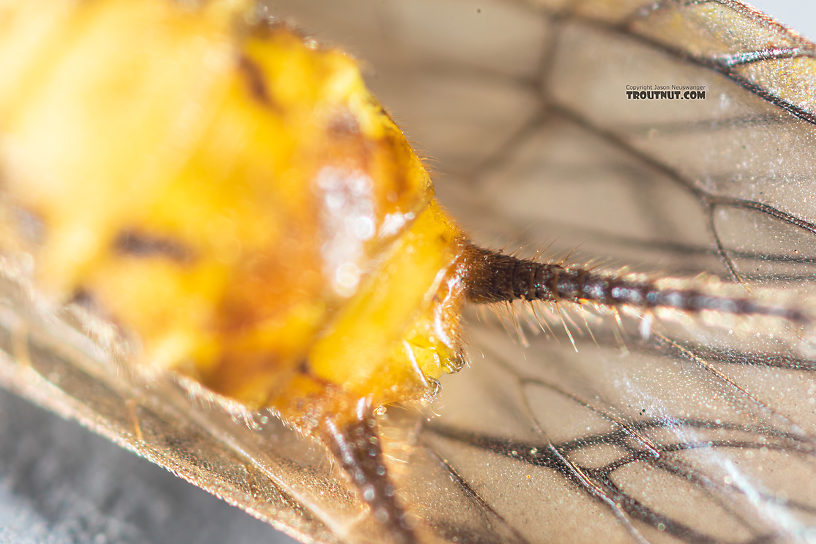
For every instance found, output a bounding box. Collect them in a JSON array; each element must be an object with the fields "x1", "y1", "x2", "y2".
[
  {"x1": 751, "y1": 1, "x2": 816, "y2": 41},
  {"x1": 0, "y1": 2, "x2": 813, "y2": 544}
]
